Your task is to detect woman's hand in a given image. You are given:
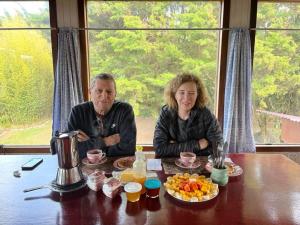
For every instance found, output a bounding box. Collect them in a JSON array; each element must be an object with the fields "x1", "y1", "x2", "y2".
[
  {"x1": 77, "y1": 130, "x2": 90, "y2": 142},
  {"x1": 198, "y1": 138, "x2": 209, "y2": 150}
]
